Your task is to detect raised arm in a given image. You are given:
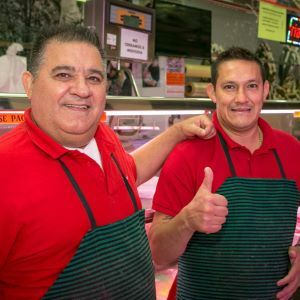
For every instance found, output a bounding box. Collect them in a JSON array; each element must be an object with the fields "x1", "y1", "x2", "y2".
[{"x1": 131, "y1": 115, "x2": 215, "y2": 186}]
